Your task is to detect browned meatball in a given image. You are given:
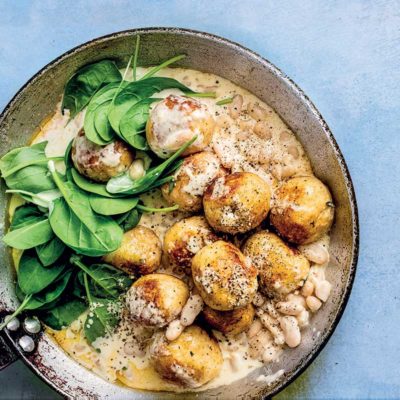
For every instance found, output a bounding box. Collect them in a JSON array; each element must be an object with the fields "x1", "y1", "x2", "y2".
[
  {"x1": 72, "y1": 129, "x2": 134, "y2": 182},
  {"x1": 161, "y1": 151, "x2": 226, "y2": 212},
  {"x1": 150, "y1": 326, "x2": 223, "y2": 388},
  {"x1": 203, "y1": 303, "x2": 255, "y2": 335},
  {"x1": 103, "y1": 226, "x2": 162, "y2": 275},
  {"x1": 203, "y1": 172, "x2": 271, "y2": 234},
  {"x1": 163, "y1": 216, "x2": 218, "y2": 272},
  {"x1": 270, "y1": 176, "x2": 334, "y2": 244}
]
